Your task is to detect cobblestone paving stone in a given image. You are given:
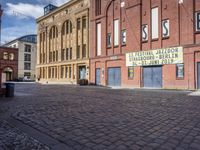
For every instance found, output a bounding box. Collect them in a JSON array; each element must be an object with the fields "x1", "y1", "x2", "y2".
[
  {"x1": 0, "y1": 121, "x2": 50, "y2": 150},
  {"x1": 1, "y1": 83, "x2": 200, "y2": 150}
]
